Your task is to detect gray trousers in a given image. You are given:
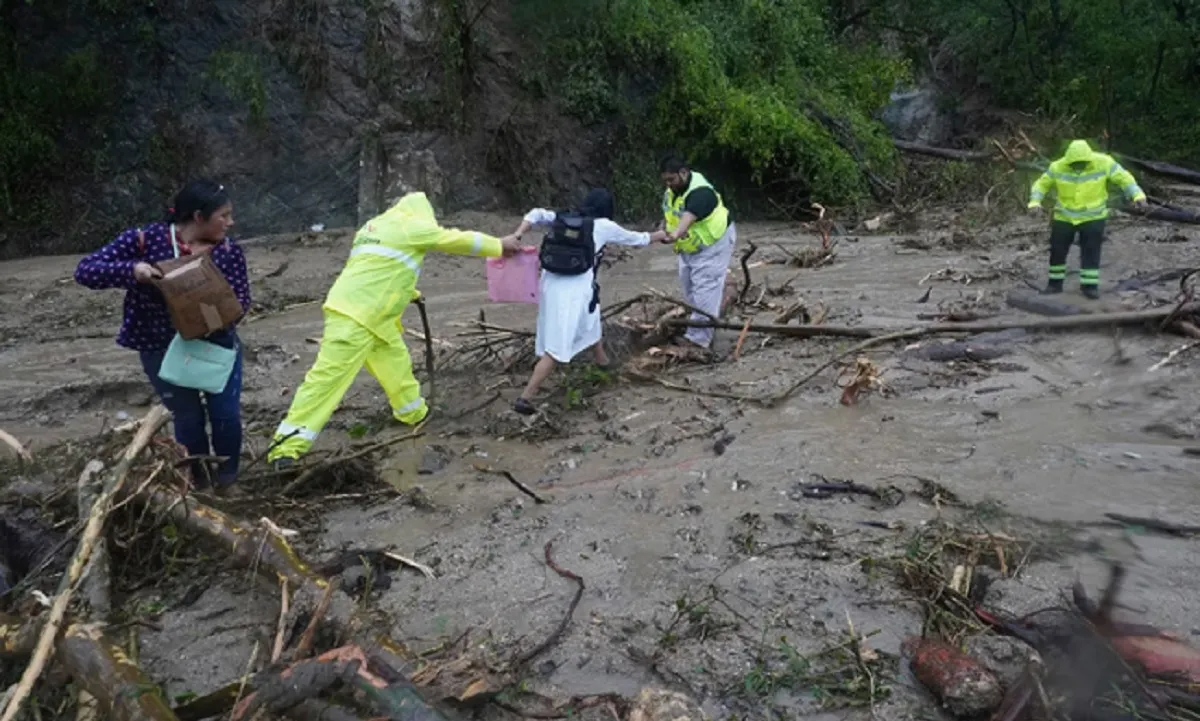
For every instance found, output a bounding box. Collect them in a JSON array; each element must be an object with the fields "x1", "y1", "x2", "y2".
[{"x1": 677, "y1": 223, "x2": 736, "y2": 348}]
